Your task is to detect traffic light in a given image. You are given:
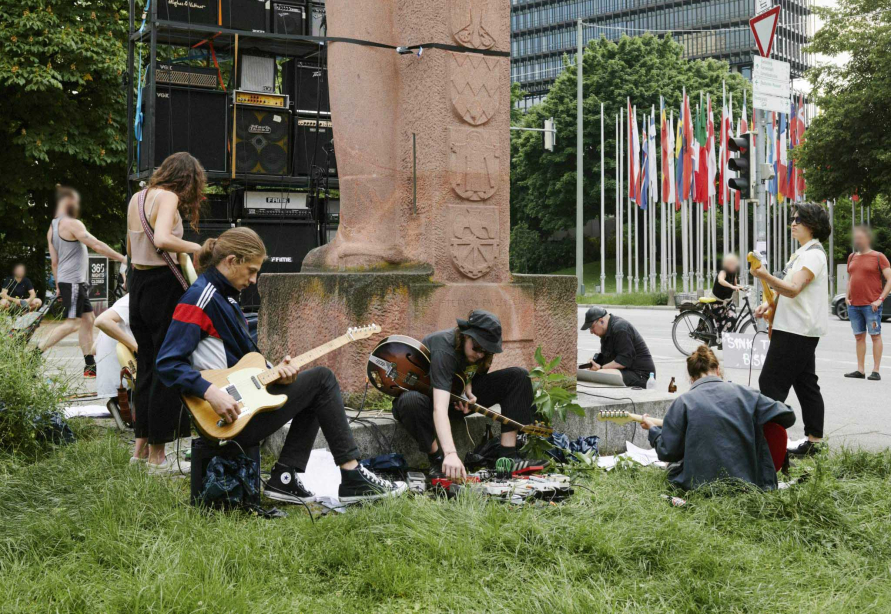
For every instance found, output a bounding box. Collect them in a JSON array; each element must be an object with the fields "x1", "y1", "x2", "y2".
[
  {"x1": 728, "y1": 132, "x2": 756, "y2": 200},
  {"x1": 543, "y1": 117, "x2": 556, "y2": 152}
]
